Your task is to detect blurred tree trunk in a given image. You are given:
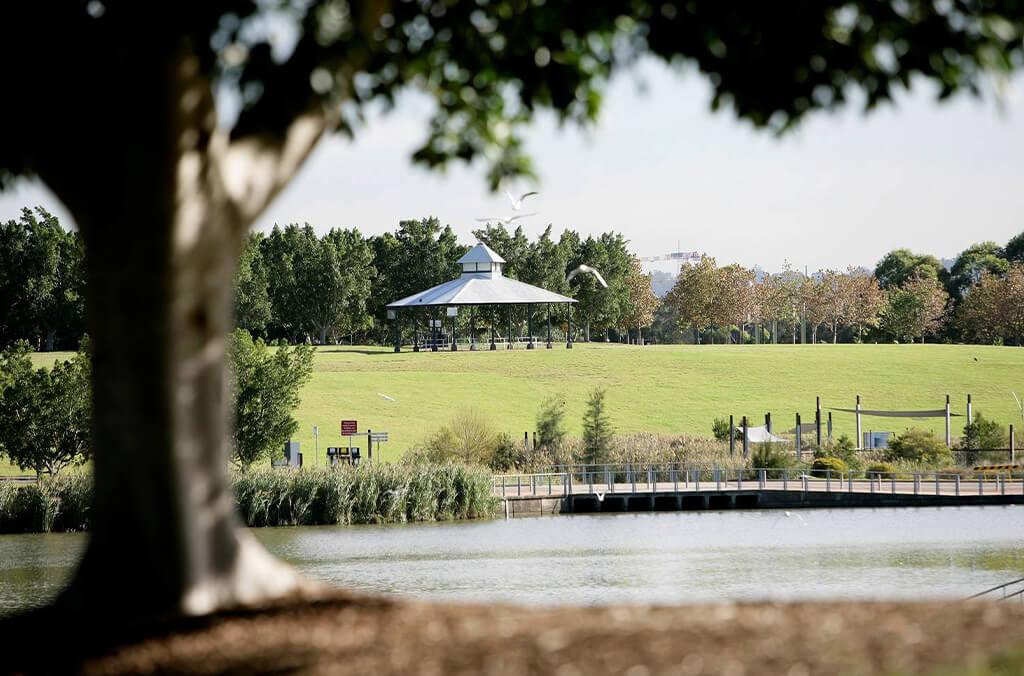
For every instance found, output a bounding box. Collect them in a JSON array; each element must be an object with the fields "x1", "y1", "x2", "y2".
[{"x1": 40, "y1": 48, "x2": 320, "y2": 621}]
